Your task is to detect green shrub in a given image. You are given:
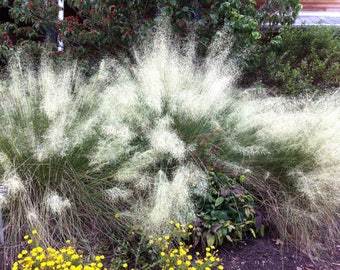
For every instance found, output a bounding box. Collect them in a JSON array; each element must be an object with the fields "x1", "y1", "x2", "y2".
[{"x1": 243, "y1": 26, "x2": 340, "y2": 95}]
